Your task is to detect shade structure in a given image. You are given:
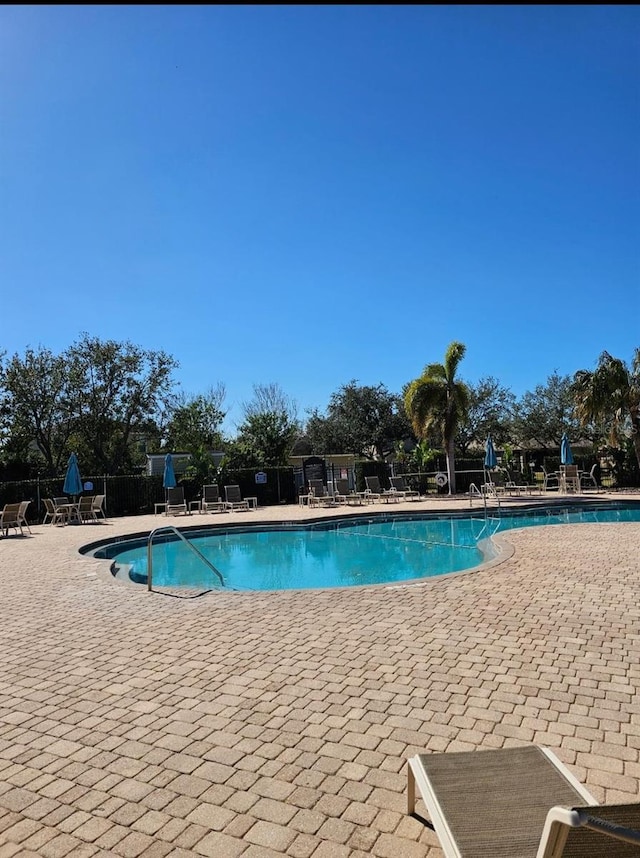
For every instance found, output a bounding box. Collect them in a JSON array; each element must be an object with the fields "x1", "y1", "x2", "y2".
[
  {"x1": 163, "y1": 454, "x2": 177, "y2": 489},
  {"x1": 484, "y1": 435, "x2": 498, "y2": 469},
  {"x1": 63, "y1": 452, "x2": 83, "y2": 497},
  {"x1": 560, "y1": 432, "x2": 574, "y2": 465}
]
